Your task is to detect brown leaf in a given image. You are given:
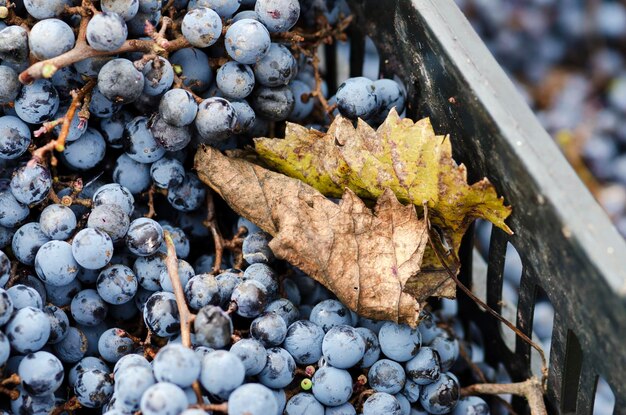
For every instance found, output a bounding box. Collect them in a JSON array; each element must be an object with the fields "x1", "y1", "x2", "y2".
[{"x1": 195, "y1": 145, "x2": 430, "y2": 326}]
